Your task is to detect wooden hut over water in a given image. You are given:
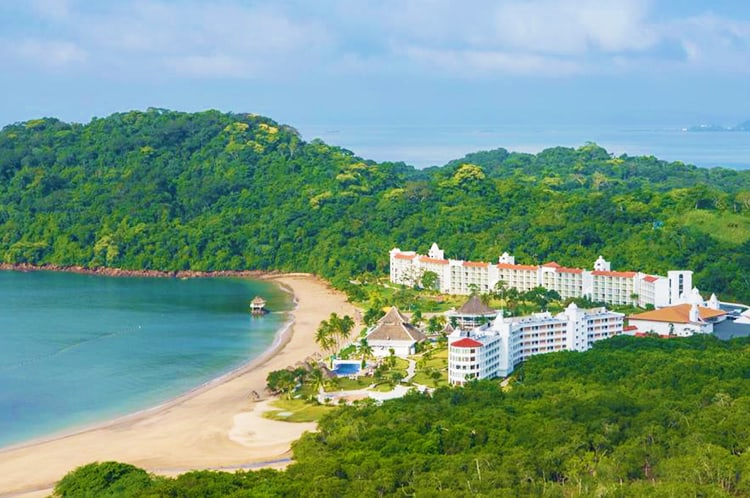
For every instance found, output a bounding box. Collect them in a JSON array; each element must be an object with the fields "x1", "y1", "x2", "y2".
[{"x1": 250, "y1": 296, "x2": 267, "y2": 315}]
